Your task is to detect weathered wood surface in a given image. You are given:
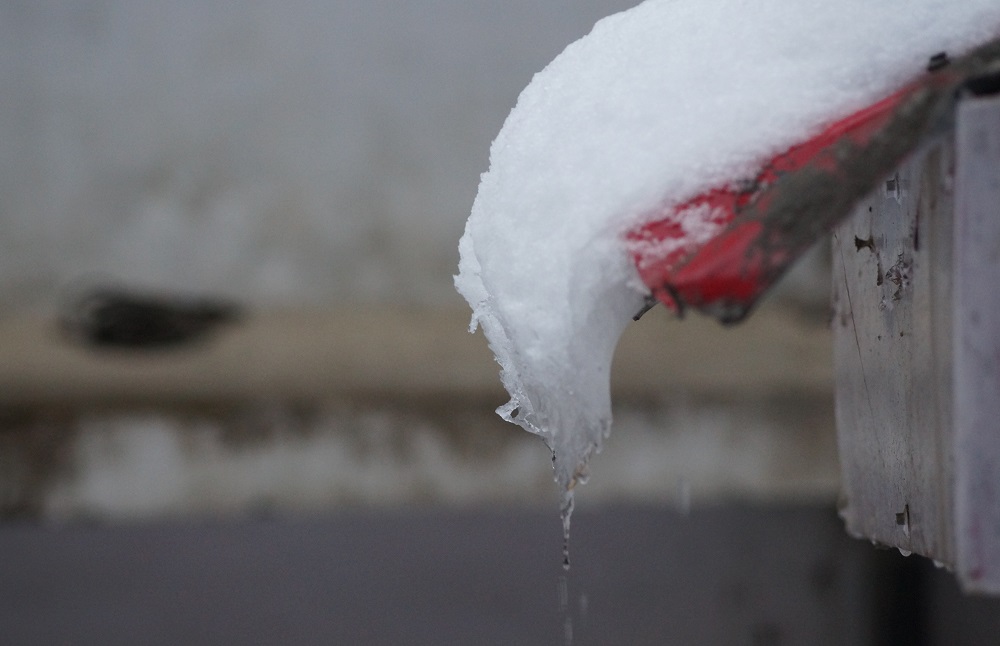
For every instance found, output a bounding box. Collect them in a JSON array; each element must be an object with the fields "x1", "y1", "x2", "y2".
[
  {"x1": 834, "y1": 92, "x2": 1000, "y2": 594},
  {"x1": 954, "y1": 94, "x2": 1000, "y2": 594},
  {"x1": 833, "y1": 132, "x2": 955, "y2": 564}
]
